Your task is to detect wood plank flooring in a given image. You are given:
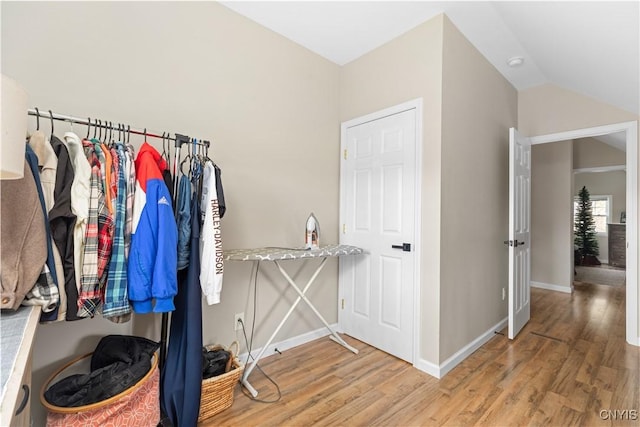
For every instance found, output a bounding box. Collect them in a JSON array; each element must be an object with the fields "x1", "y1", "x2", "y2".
[{"x1": 201, "y1": 283, "x2": 639, "y2": 426}]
